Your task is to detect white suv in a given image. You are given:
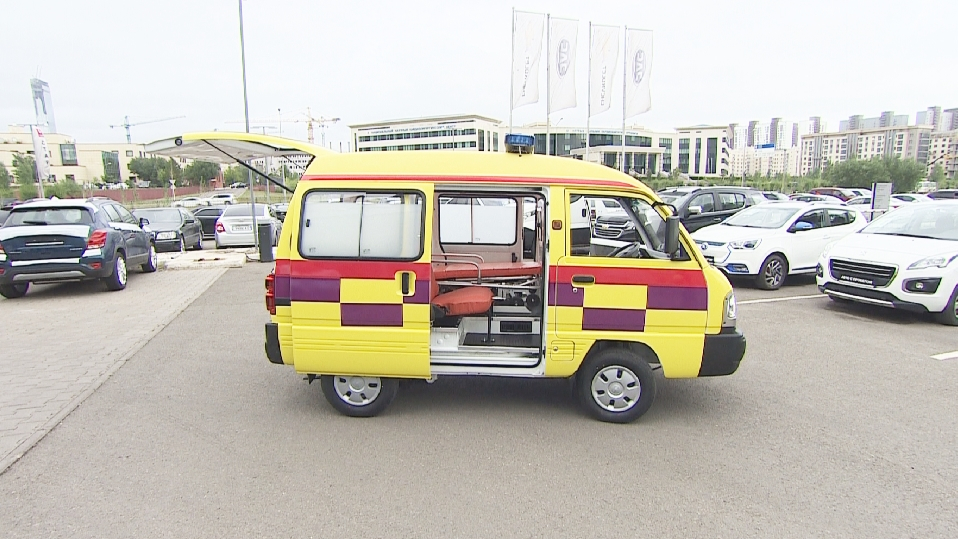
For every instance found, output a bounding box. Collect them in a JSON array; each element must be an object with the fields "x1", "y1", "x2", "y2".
[{"x1": 208, "y1": 193, "x2": 236, "y2": 205}]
